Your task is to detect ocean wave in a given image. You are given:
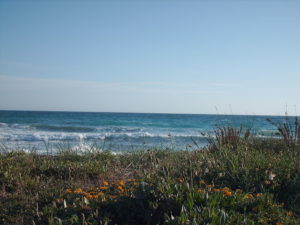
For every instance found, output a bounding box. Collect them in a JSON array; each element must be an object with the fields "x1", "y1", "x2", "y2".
[
  {"x1": 0, "y1": 121, "x2": 280, "y2": 151},
  {"x1": 32, "y1": 124, "x2": 96, "y2": 132},
  {"x1": 0, "y1": 133, "x2": 207, "y2": 144},
  {"x1": 0, "y1": 122, "x2": 278, "y2": 143},
  {"x1": 0, "y1": 122, "x2": 8, "y2": 127},
  {"x1": 0, "y1": 122, "x2": 31, "y2": 129}
]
